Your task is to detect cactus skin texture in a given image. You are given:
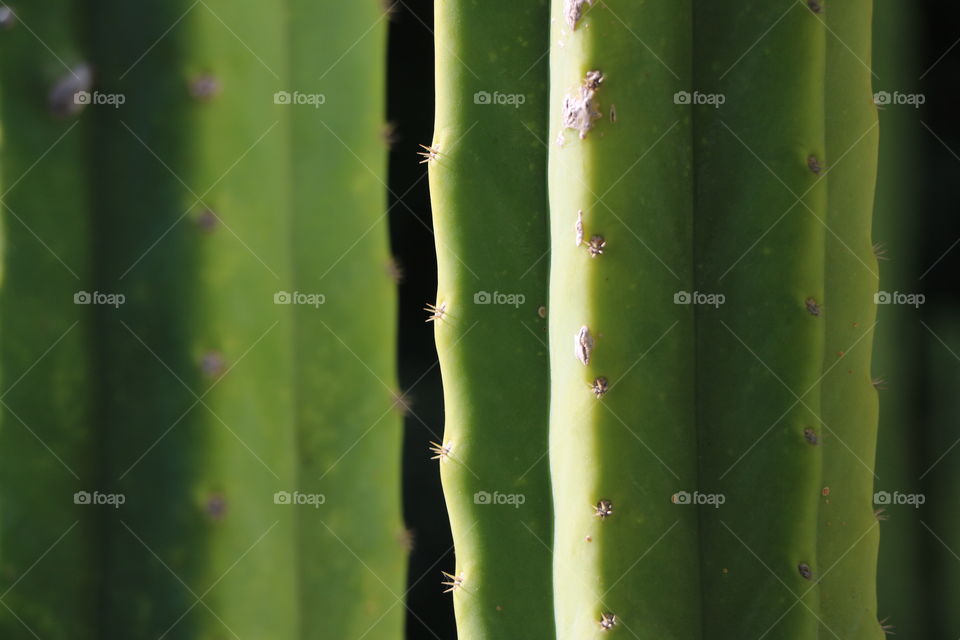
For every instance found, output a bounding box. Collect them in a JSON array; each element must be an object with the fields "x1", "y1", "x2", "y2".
[
  {"x1": 430, "y1": 1, "x2": 555, "y2": 638},
  {"x1": 287, "y1": 1, "x2": 406, "y2": 638},
  {"x1": 545, "y1": 0, "x2": 881, "y2": 638},
  {"x1": 91, "y1": 1, "x2": 300, "y2": 637},
  {"x1": 0, "y1": 3, "x2": 98, "y2": 639},
  {"x1": 818, "y1": 0, "x2": 882, "y2": 636},
  {"x1": 548, "y1": 2, "x2": 700, "y2": 638}
]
